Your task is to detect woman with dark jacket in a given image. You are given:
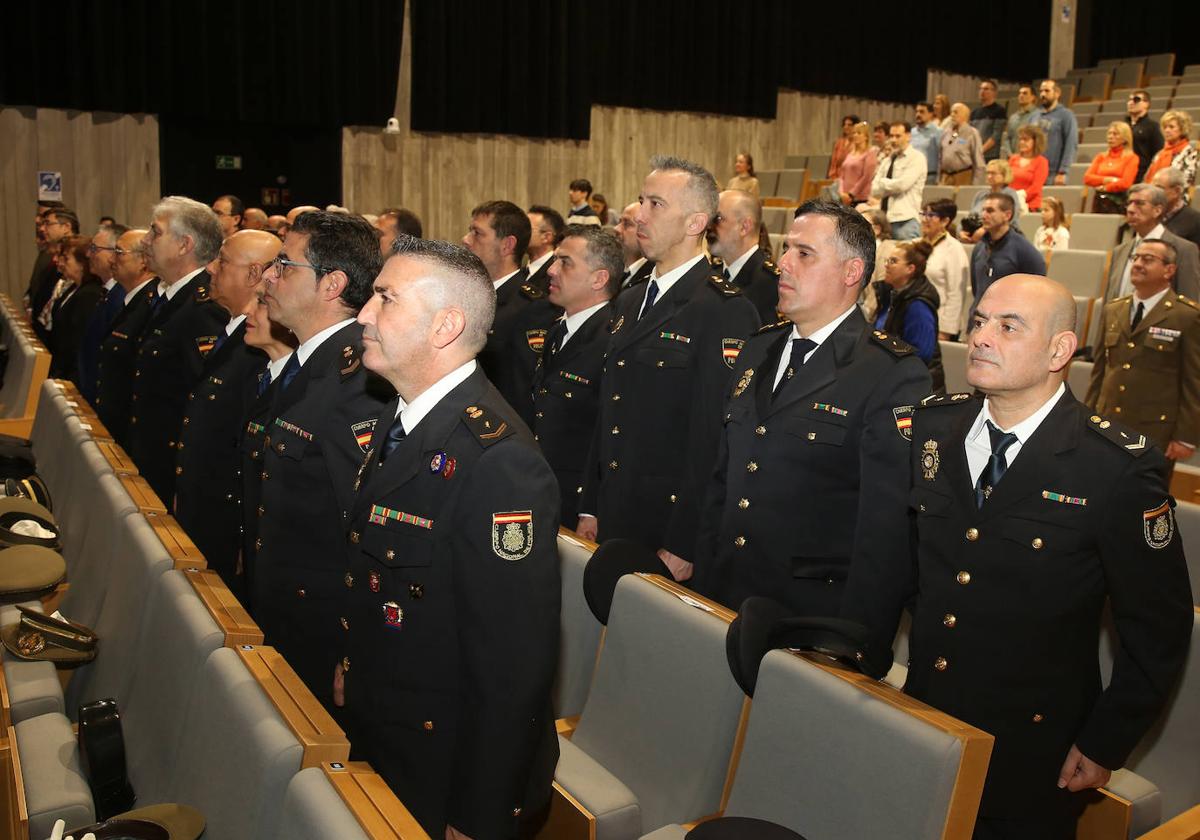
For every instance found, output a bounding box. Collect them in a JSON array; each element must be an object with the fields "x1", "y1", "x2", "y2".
[
  {"x1": 48, "y1": 235, "x2": 105, "y2": 382},
  {"x1": 872, "y1": 239, "x2": 945, "y2": 392}
]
